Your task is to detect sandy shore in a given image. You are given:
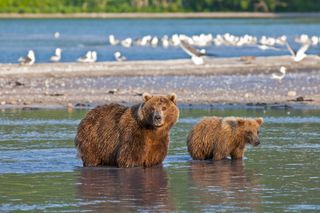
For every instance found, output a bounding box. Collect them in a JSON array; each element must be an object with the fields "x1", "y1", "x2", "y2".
[
  {"x1": 1, "y1": 12, "x2": 320, "y2": 19},
  {"x1": 1, "y1": 56, "x2": 320, "y2": 109}
]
